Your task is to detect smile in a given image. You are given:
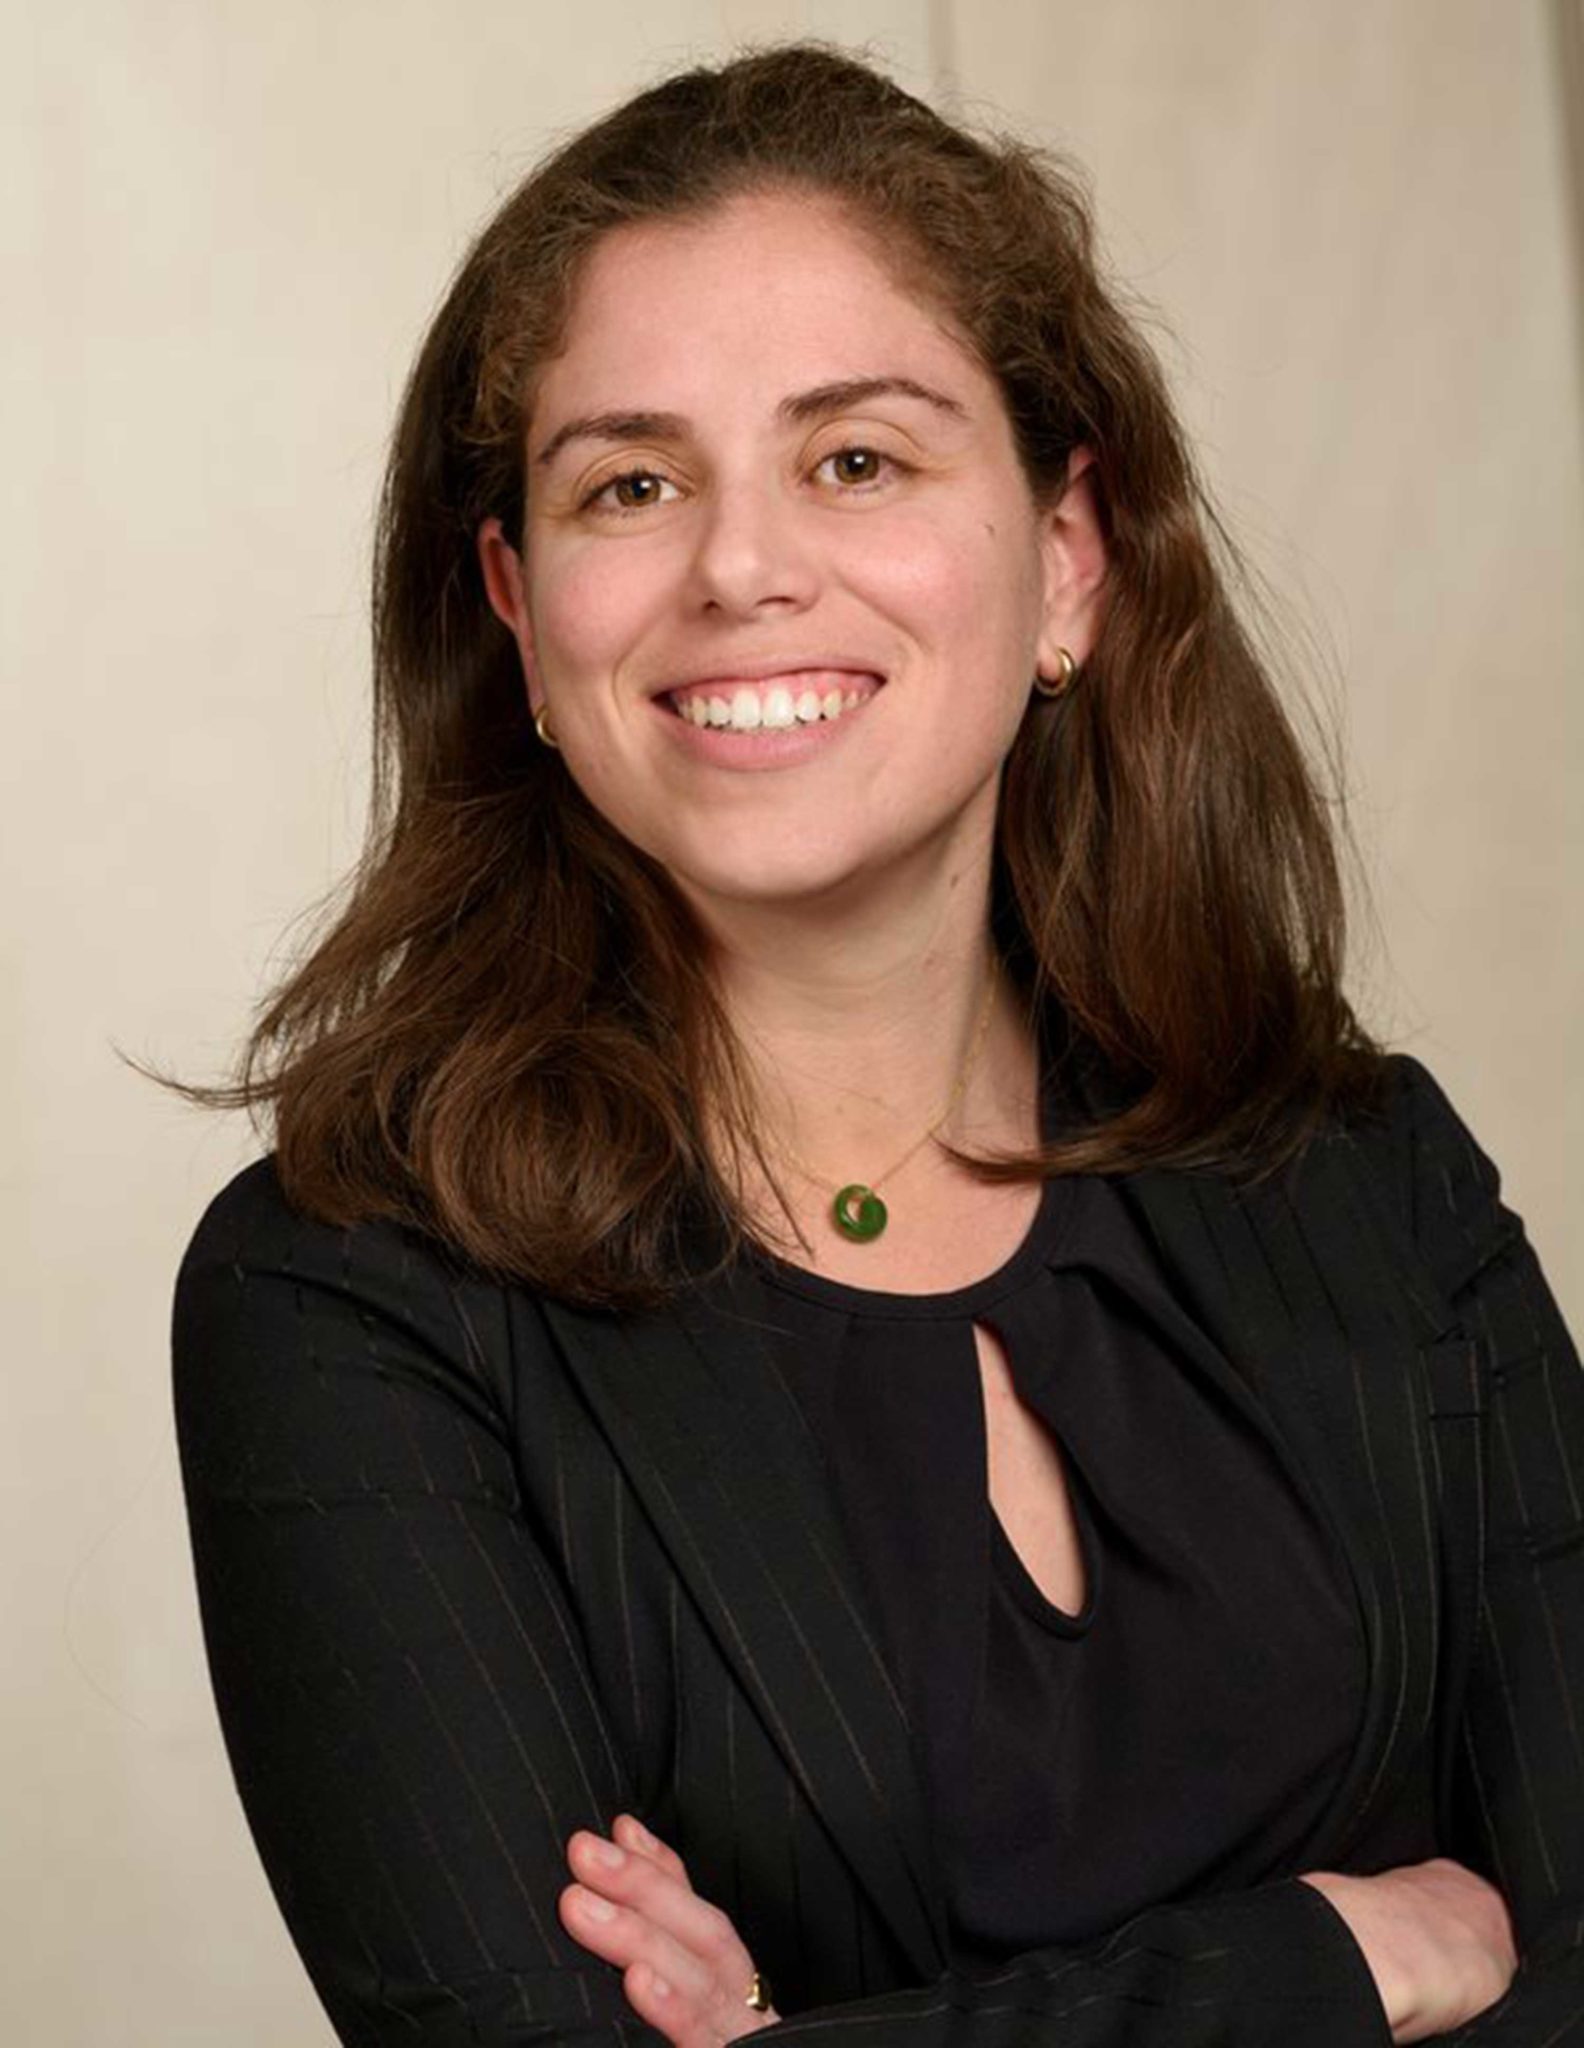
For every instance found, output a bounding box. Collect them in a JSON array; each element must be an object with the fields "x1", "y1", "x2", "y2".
[{"x1": 666, "y1": 671, "x2": 882, "y2": 732}]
